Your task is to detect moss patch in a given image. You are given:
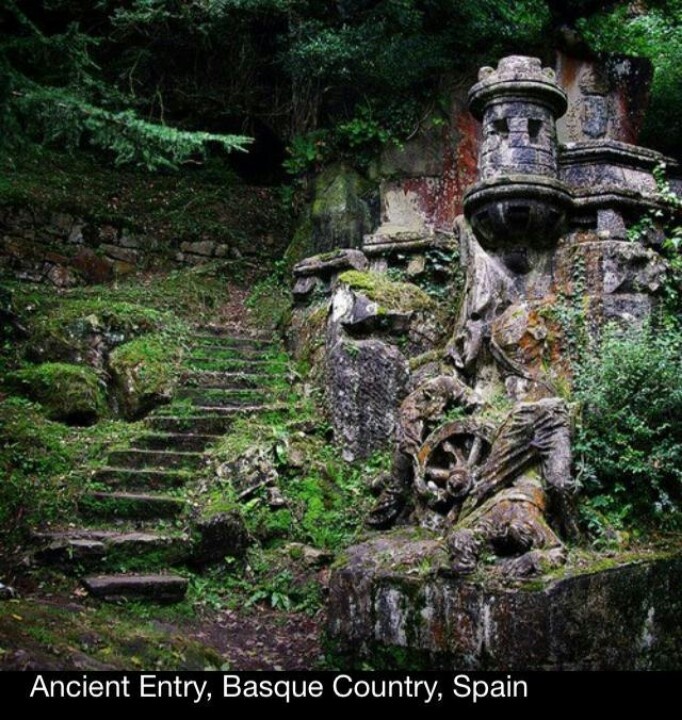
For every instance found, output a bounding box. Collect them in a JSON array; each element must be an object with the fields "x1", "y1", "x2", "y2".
[
  {"x1": 338, "y1": 270, "x2": 434, "y2": 313},
  {"x1": 109, "y1": 332, "x2": 187, "y2": 419},
  {"x1": 6, "y1": 362, "x2": 106, "y2": 425},
  {"x1": 27, "y1": 298, "x2": 169, "y2": 366},
  {"x1": 283, "y1": 212, "x2": 314, "y2": 271},
  {"x1": 0, "y1": 397, "x2": 141, "y2": 546},
  {"x1": 0, "y1": 598, "x2": 223, "y2": 670}
]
